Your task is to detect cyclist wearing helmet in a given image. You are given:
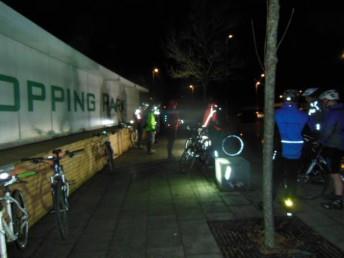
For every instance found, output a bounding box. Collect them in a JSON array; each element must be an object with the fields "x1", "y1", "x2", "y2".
[
  {"x1": 302, "y1": 87, "x2": 323, "y2": 133},
  {"x1": 318, "y1": 89, "x2": 344, "y2": 209},
  {"x1": 274, "y1": 89, "x2": 309, "y2": 199}
]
